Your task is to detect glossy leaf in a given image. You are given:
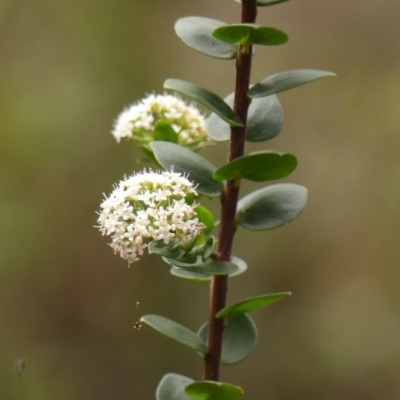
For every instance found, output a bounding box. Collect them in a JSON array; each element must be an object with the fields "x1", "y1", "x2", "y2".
[
  {"x1": 193, "y1": 260, "x2": 239, "y2": 275},
  {"x1": 169, "y1": 255, "x2": 246, "y2": 283},
  {"x1": 246, "y1": 95, "x2": 284, "y2": 142},
  {"x1": 154, "y1": 120, "x2": 179, "y2": 143},
  {"x1": 165, "y1": 258, "x2": 239, "y2": 276},
  {"x1": 175, "y1": 17, "x2": 237, "y2": 60},
  {"x1": 248, "y1": 69, "x2": 336, "y2": 98},
  {"x1": 185, "y1": 381, "x2": 244, "y2": 400},
  {"x1": 195, "y1": 205, "x2": 215, "y2": 234},
  {"x1": 183, "y1": 234, "x2": 206, "y2": 255},
  {"x1": 213, "y1": 151, "x2": 297, "y2": 182},
  {"x1": 150, "y1": 141, "x2": 222, "y2": 197},
  {"x1": 156, "y1": 373, "x2": 194, "y2": 400},
  {"x1": 164, "y1": 79, "x2": 243, "y2": 127},
  {"x1": 212, "y1": 24, "x2": 288, "y2": 47},
  {"x1": 216, "y1": 292, "x2": 291, "y2": 318},
  {"x1": 140, "y1": 315, "x2": 208, "y2": 354},
  {"x1": 235, "y1": 0, "x2": 290, "y2": 6},
  {"x1": 202, "y1": 236, "x2": 216, "y2": 261},
  {"x1": 229, "y1": 255, "x2": 248, "y2": 277},
  {"x1": 148, "y1": 240, "x2": 185, "y2": 259},
  {"x1": 140, "y1": 146, "x2": 160, "y2": 166},
  {"x1": 170, "y1": 267, "x2": 211, "y2": 284},
  {"x1": 163, "y1": 255, "x2": 206, "y2": 268},
  {"x1": 237, "y1": 183, "x2": 307, "y2": 230},
  {"x1": 206, "y1": 92, "x2": 283, "y2": 142},
  {"x1": 198, "y1": 313, "x2": 257, "y2": 365}
]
